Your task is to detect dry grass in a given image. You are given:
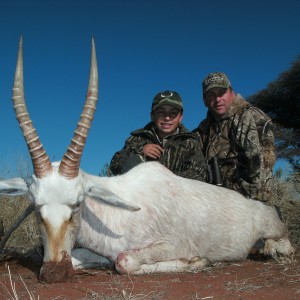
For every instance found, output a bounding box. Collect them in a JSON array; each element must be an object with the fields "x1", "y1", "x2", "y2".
[
  {"x1": 0, "y1": 265, "x2": 39, "y2": 300},
  {"x1": 0, "y1": 195, "x2": 41, "y2": 257},
  {"x1": 82, "y1": 287, "x2": 164, "y2": 300},
  {"x1": 270, "y1": 172, "x2": 300, "y2": 245}
]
